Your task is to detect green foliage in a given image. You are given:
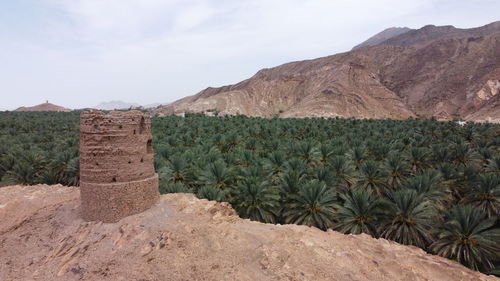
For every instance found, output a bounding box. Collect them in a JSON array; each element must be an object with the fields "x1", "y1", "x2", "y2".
[
  {"x1": 197, "y1": 185, "x2": 227, "y2": 202},
  {"x1": 461, "y1": 174, "x2": 500, "y2": 218},
  {"x1": 431, "y1": 205, "x2": 500, "y2": 272},
  {"x1": 0, "y1": 111, "x2": 79, "y2": 186},
  {"x1": 380, "y1": 189, "x2": 435, "y2": 248},
  {"x1": 283, "y1": 180, "x2": 337, "y2": 230},
  {"x1": 334, "y1": 189, "x2": 384, "y2": 236},
  {"x1": 160, "y1": 182, "x2": 192, "y2": 194},
  {"x1": 231, "y1": 176, "x2": 279, "y2": 223}
]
